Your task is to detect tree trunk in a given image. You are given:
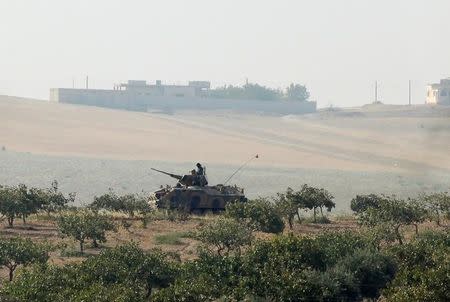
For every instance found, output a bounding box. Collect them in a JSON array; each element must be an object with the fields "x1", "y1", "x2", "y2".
[
  {"x1": 22, "y1": 215, "x2": 26, "y2": 225},
  {"x1": 320, "y1": 207, "x2": 323, "y2": 217},
  {"x1": 313, "y1": 208, "x2": 317, "y2": 223},
  {"x1": 93, "y1": 239, "x2": 99, "y2": 248},
  {"x1": 80, "y1": 241, "x2": 84, "y2": 253},
  {"x1": 395, "y1": 225, "x2": 403, "y2": 245},
  {"x1": 8, "y1": 265, "x2": 16, "y2": 281},
  {"x1": 288, "y1": 216, "x2": 293, "y2": 230},
  {"x1": 7, "y1": 216, "x2": 14, "y2": 227},
  {"x1": 414, "y1": 224, "x2": 418, "y2": 235}
]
